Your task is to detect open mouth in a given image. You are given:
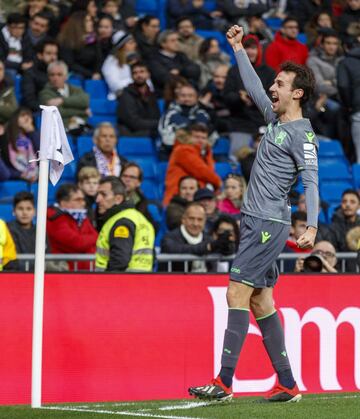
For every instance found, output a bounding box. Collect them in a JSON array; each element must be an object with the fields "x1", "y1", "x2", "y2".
[{"x1": 271, "y1": 96, "x2": 279, "y2": 104}]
